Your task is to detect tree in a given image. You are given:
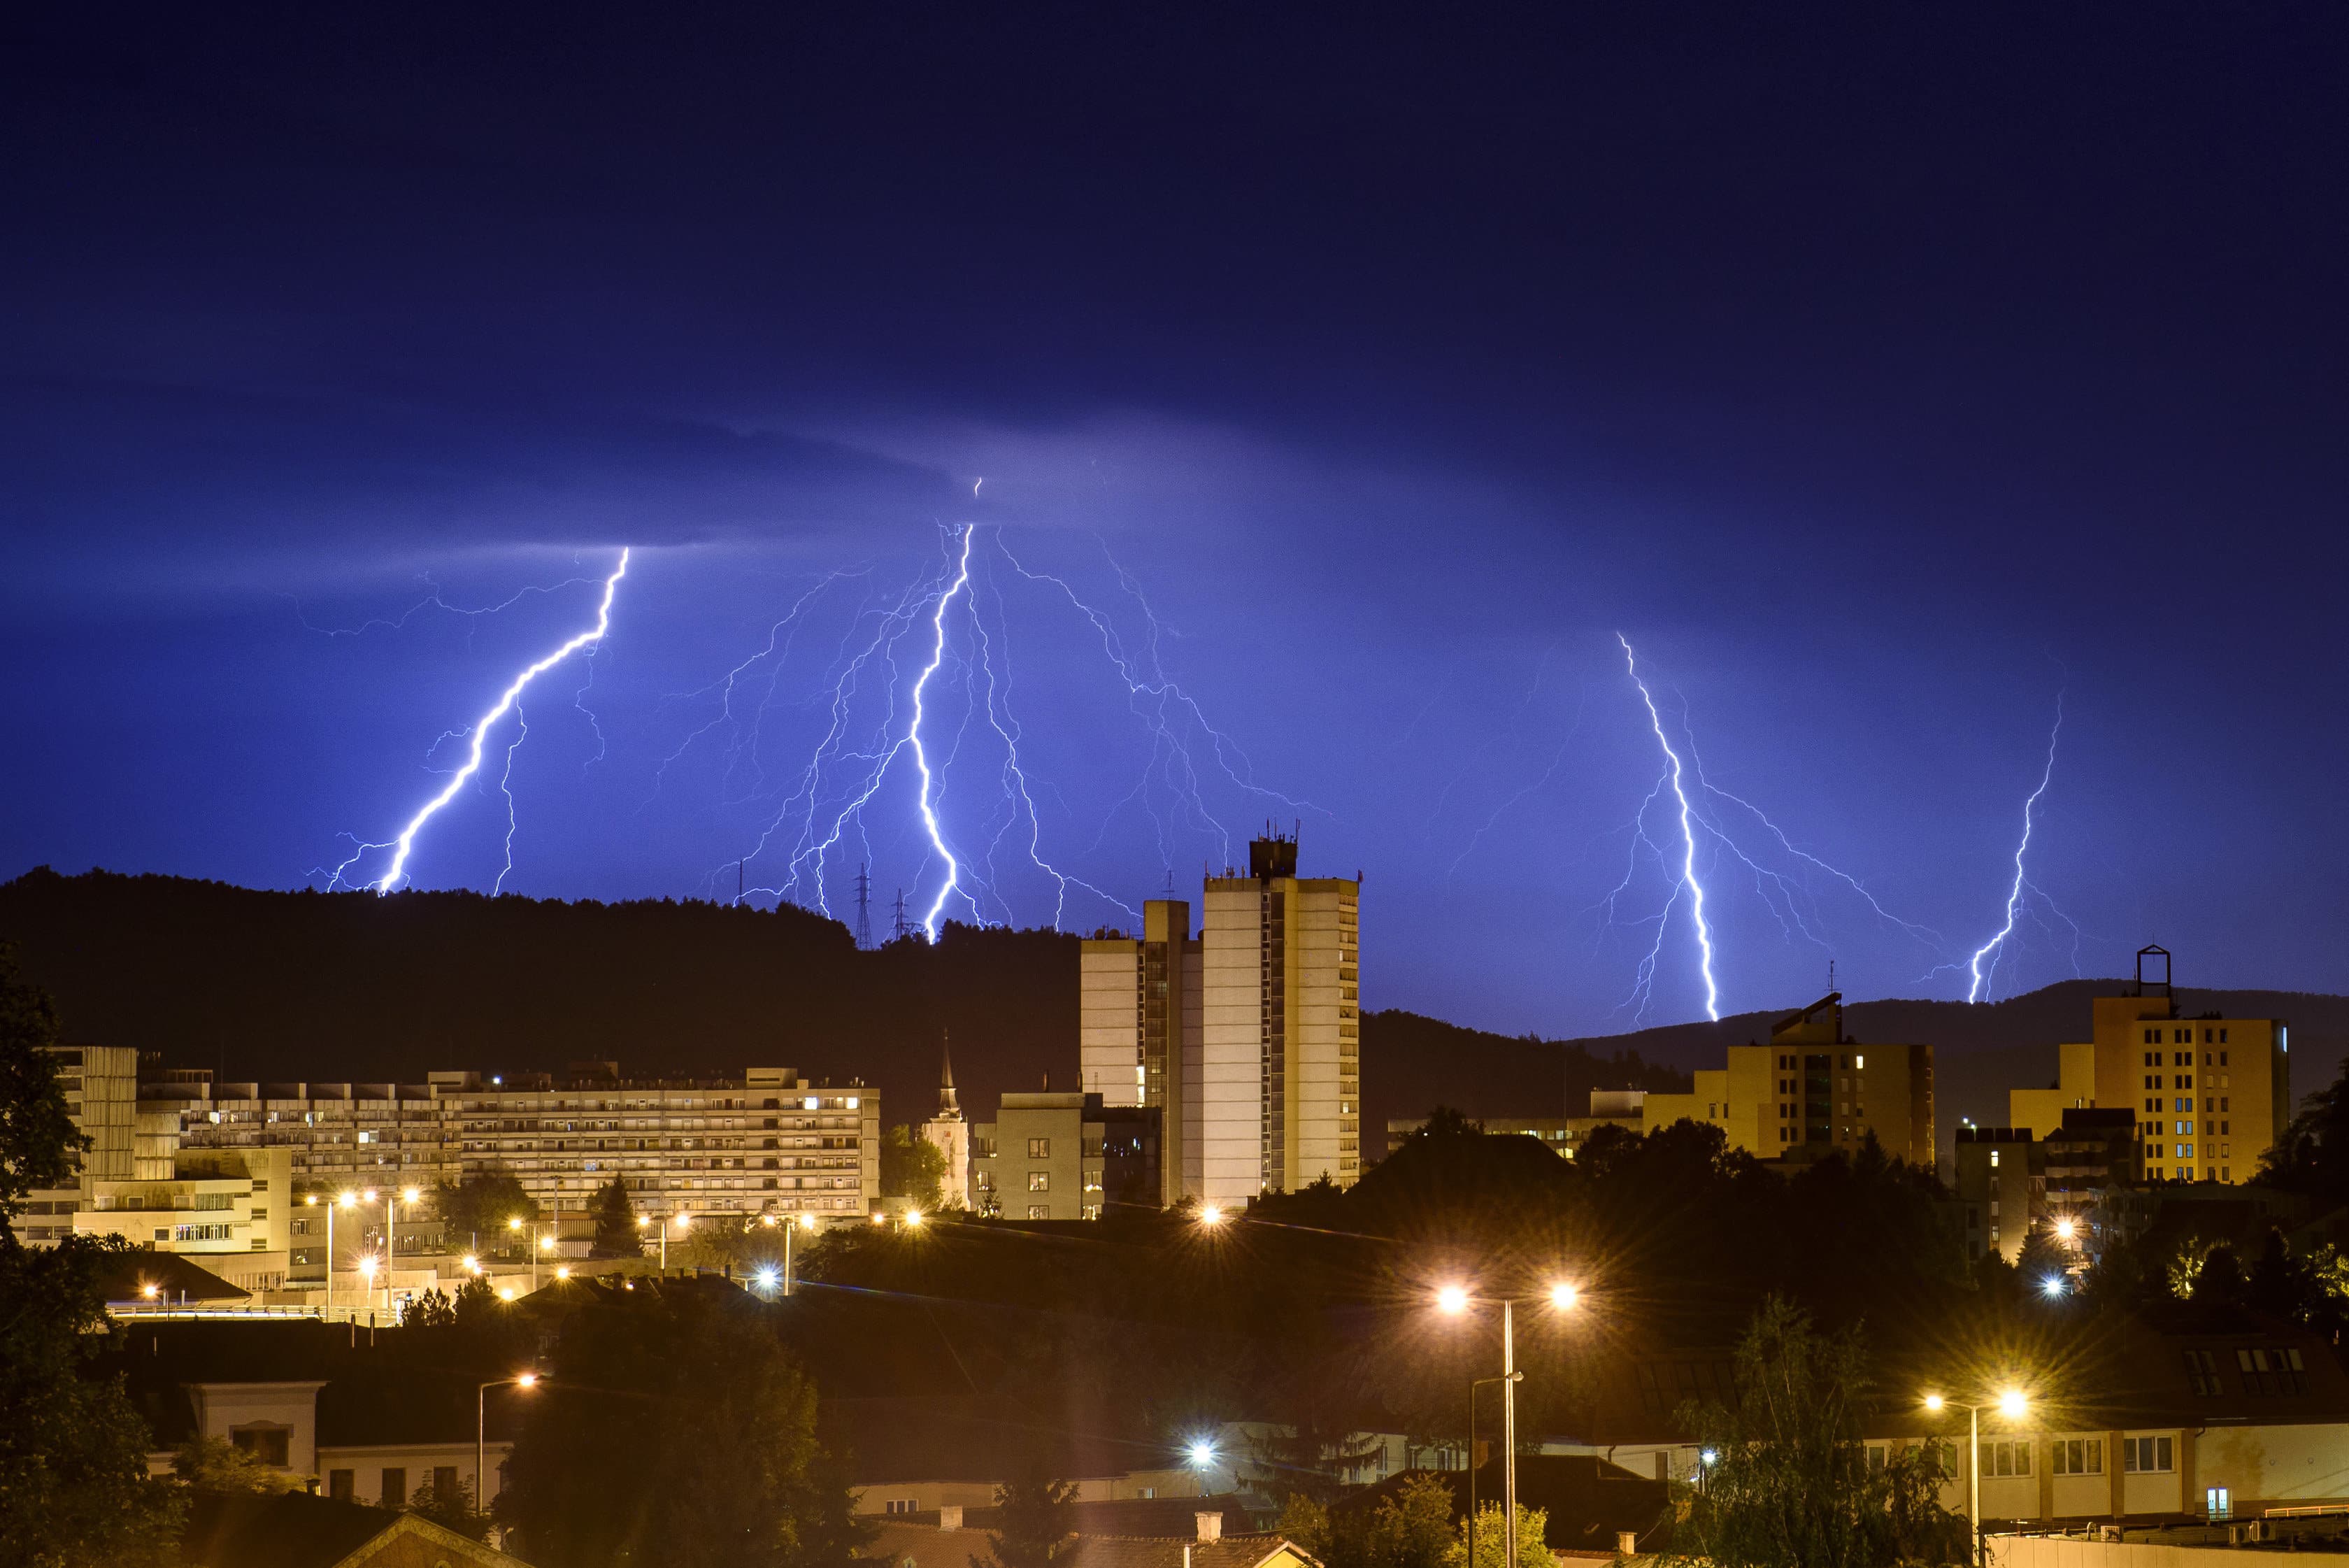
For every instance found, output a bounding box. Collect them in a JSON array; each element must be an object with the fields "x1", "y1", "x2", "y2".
[
  {"x1": 1358, "y1": 1472, "x2": 1455, "y2": 1568},
  {"x1": 590, "y1": 1177, "x2": 642, "y2": 1259},
  {"x1": 408, "y1": 1472, "x2": 494, "y2": 1540},
  {"x1": 0, "y1": 955, "x2": 183, "y2": 1567},
  {"x1": 2013, "y1": 1225, "x2": 2071, "y2": 1292},
  {"x1": 434, "y1": 1171, "x2": 540, "y2": 1257},
  {"x1": 1445, "y1": 1501, "x2": 1549, "y2": 1568},
  {"x1": 1673, "y1": 1297, "x2": 1965, "y2": 1568},
  {"x1": 169, "y1": 1435, "x2": 306, "y2": 1495},
  {"x1": 1277, "y1": 1495, "x2": 1334, "y2": 1562},
  {"x1": 972, "y1": 1471, "x2": 1077, "y2": 1568},
  {"x1": 500, "y1": 1287, "x2": 868, "y2": 1568},
  {"x1": 0, "y1": 945, "x2": 85, "y2": 1228},
  {"x1": 879, "y1": 1125, "x2": 947, "y2": 1211}
]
